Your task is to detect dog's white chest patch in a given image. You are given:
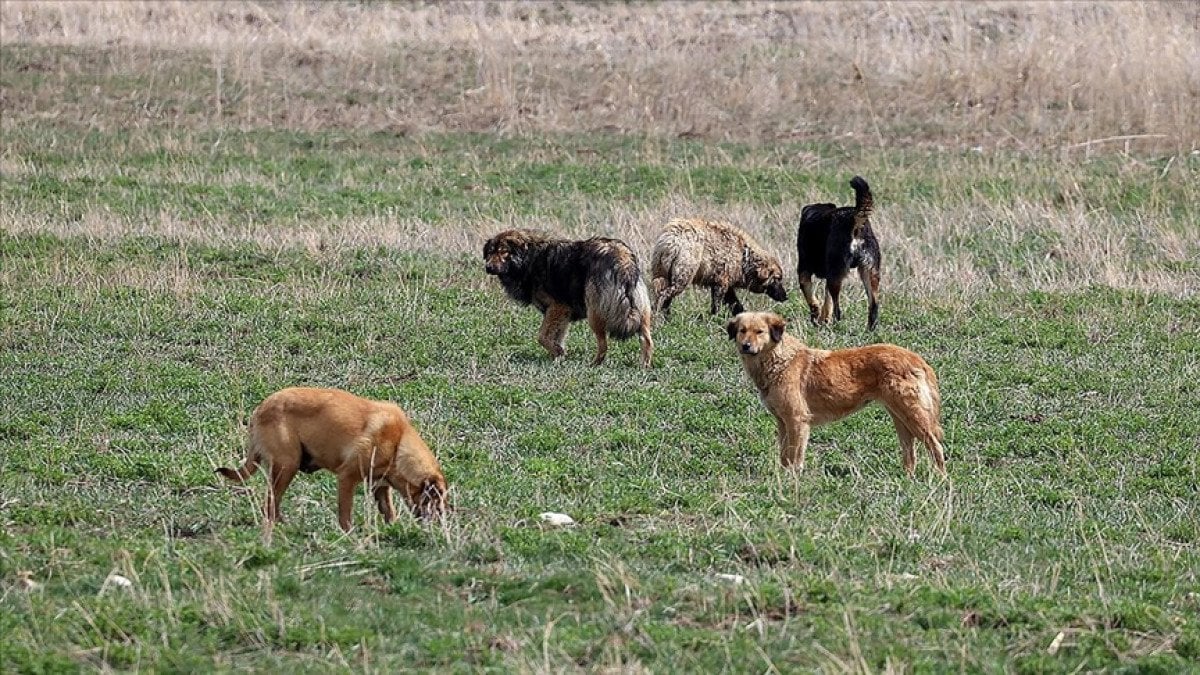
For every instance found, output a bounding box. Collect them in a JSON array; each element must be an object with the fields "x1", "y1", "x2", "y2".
[{"x1": 850, "y1": 238, "x2": 863, "y2": 255}]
